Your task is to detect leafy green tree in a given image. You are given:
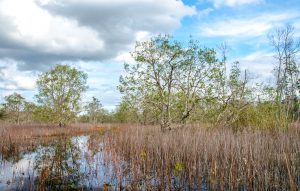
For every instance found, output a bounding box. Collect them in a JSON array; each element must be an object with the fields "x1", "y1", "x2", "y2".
[
  {"x1": 174, "y1": 41, "x2": 221, "y2": 124},
  {"x1": 197, "y1": 60, "x2": 250, "y2": 128},
  {"x1": 119, "y1": 35, "x2": 223, "y2": 130},
  {"x1": 113, "y1": 97, "x2": 159, "y2": 124},
  {"x1": 84, "y1": 97, "x2": 107, "y2": 123},
  {"x1": 224, "y1": 62, "x2": 250, "y2": 127},
  {"x1": 119, "y1": 35, "x2": 185, "y2": 130},
  {"x1": 23, "y1": 101, "x2": 36, "y2": 123},
  {"x1": 35, "y1": 64, "x2": 88, "y2": 126},
  {"x1": 3, "y1": 92, "x2": 25, "y2": 124}
]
